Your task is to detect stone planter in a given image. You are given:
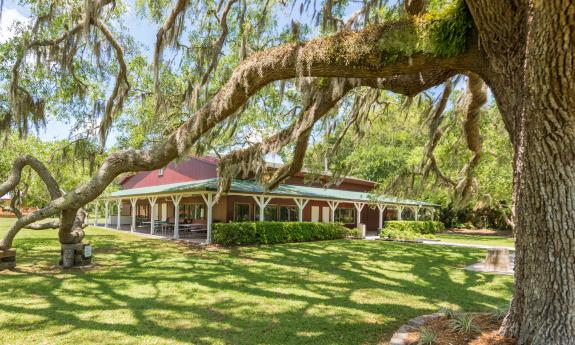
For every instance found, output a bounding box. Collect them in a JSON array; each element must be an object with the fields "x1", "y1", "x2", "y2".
[
  {"x1": 0, "y1": 249, "x2": 16, "y2": 270},
  {"x1": 60, "y1": 243, "x2": 92, "y2": 268},
  {"x1": 389, "y1": 313, "x2": 444, "y2": 345}
]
